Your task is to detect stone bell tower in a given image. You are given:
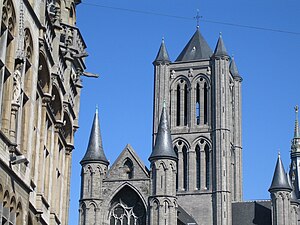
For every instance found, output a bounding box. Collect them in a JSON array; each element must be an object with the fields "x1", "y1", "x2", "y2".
[{"x1": 152, "y1": 27, "x2": 243, "y2": 225}]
